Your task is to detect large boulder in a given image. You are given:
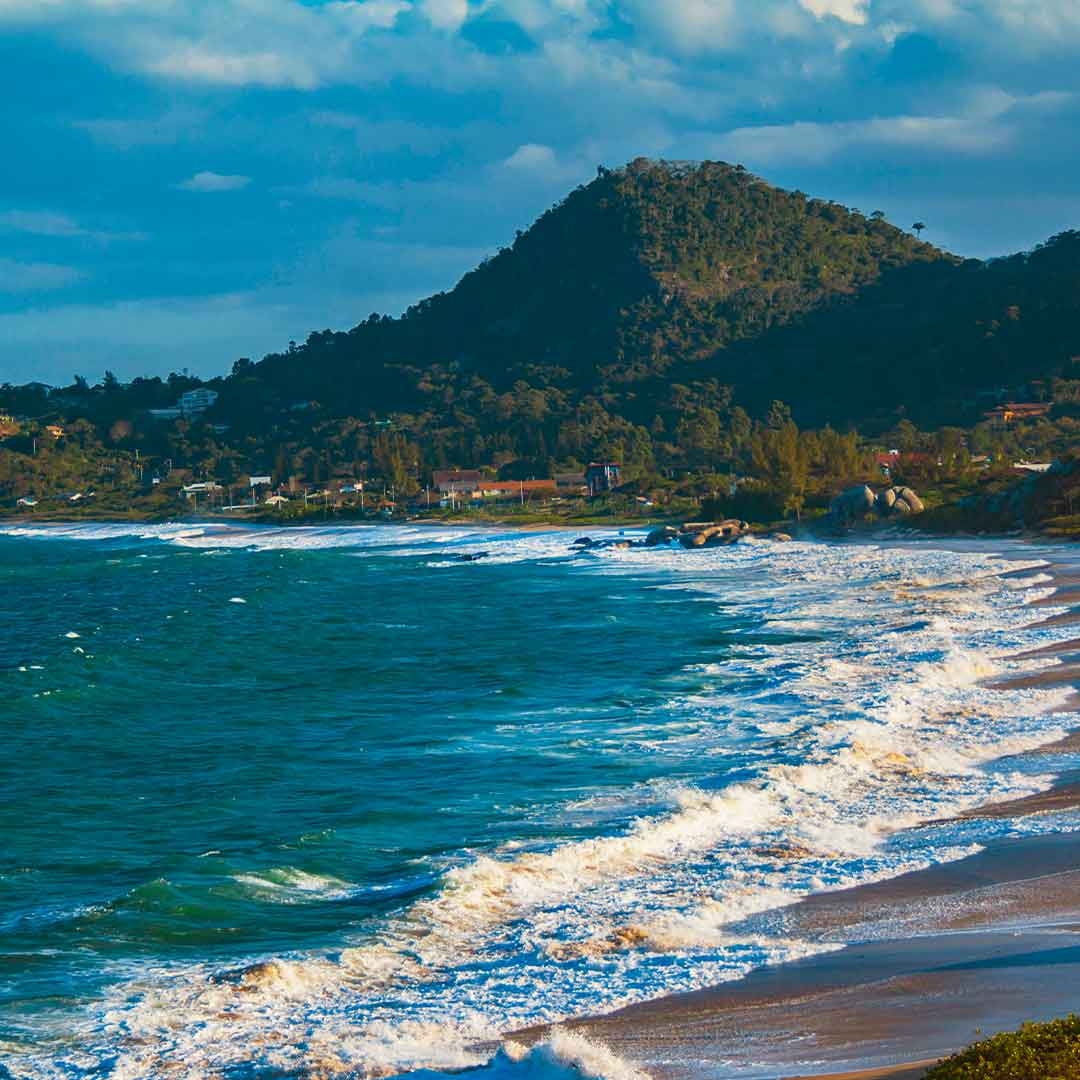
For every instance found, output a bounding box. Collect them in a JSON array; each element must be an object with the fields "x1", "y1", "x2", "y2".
[
  {"x1": 677, "y1": 519, "x2": 745, "y2": 547},
  {"x1": 876, "y1": 488, "x2": 897, "y2": 513},
  {"x1": 645, "y1": 526, "x2": 679, "y2": 547},
  {"x1": 896, "y1": 487, "x2": 924, "y2": 514},
  {"x1": 830, "y1": 485, "x2": 876, "y2": 522}
]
